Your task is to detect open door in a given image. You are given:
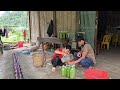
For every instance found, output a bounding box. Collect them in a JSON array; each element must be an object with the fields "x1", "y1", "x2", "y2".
[{"x1": 80, "y1": 11, "x2": 97, "y2": 50}]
